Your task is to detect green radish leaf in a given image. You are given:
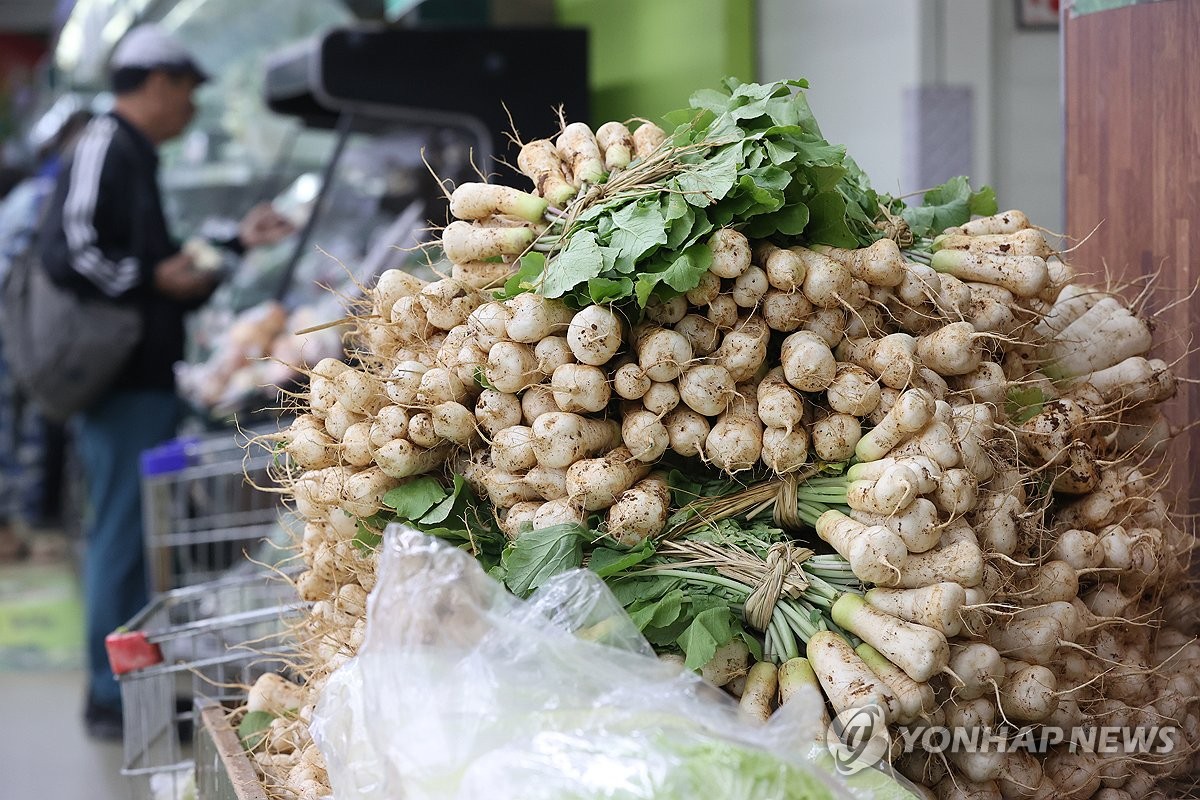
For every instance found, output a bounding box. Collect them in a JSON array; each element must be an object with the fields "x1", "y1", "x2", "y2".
[
  {"x1": 542, "y1": 231, "x2": 605, "y2": 299},
  {"x1": 609, "y1": 575, "x2": 681, "y2": 607},
  {"x1": 238, "y1": 710, "x2": 275, "y2": 751},
  {"x1": 496, "y1": 252, "x2": 544, "y2": 299},
  {"x1": 586, "y1": 276, "x2": 633, "y2": 304},
  {"x1": 674, "y1": 144, "x2": 740, "y2": 207},
  {"x1": 353, "y1": 525, "x2": 383, "y2": 551},
  {"x1": 419, "y1": 474, "x2": 467, "y2": 526},
  {"x1": 898, "y1": 176, "x2": 998, "y2": 239},
  {"x1": 588, "y1": 540, "x2": 655, "y2": 578},
  {"x1": 659, "y1": 243, "x2": 714, "y2": 292},
  {"x1": 1006, "y1": 386, "x2": 1046, "y2": 424},
  {"x1": 803, "y1": 191, "x2": 858, "y2": 247},
  {"x1": 383, "y1": 477, "x2": 446, "y2": 520},
  {"x1": 968, "y1": 184, "x2": 999, "y2": 217},
  {"x1": 630, "y1": 589, "x2": 686, "y2": 631},
  {"x1": 678, "y1": 605, "x2": 736, "y2": 670},
  {"x1": 738, "y1": 628, "x2": 765, "y2": 661},
  {"x1": 500, "y1": 523, "x2": 589, "y2": 597},
  {"x1": 607, "y1": 200, "x2": 668, "y2": 269}
]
